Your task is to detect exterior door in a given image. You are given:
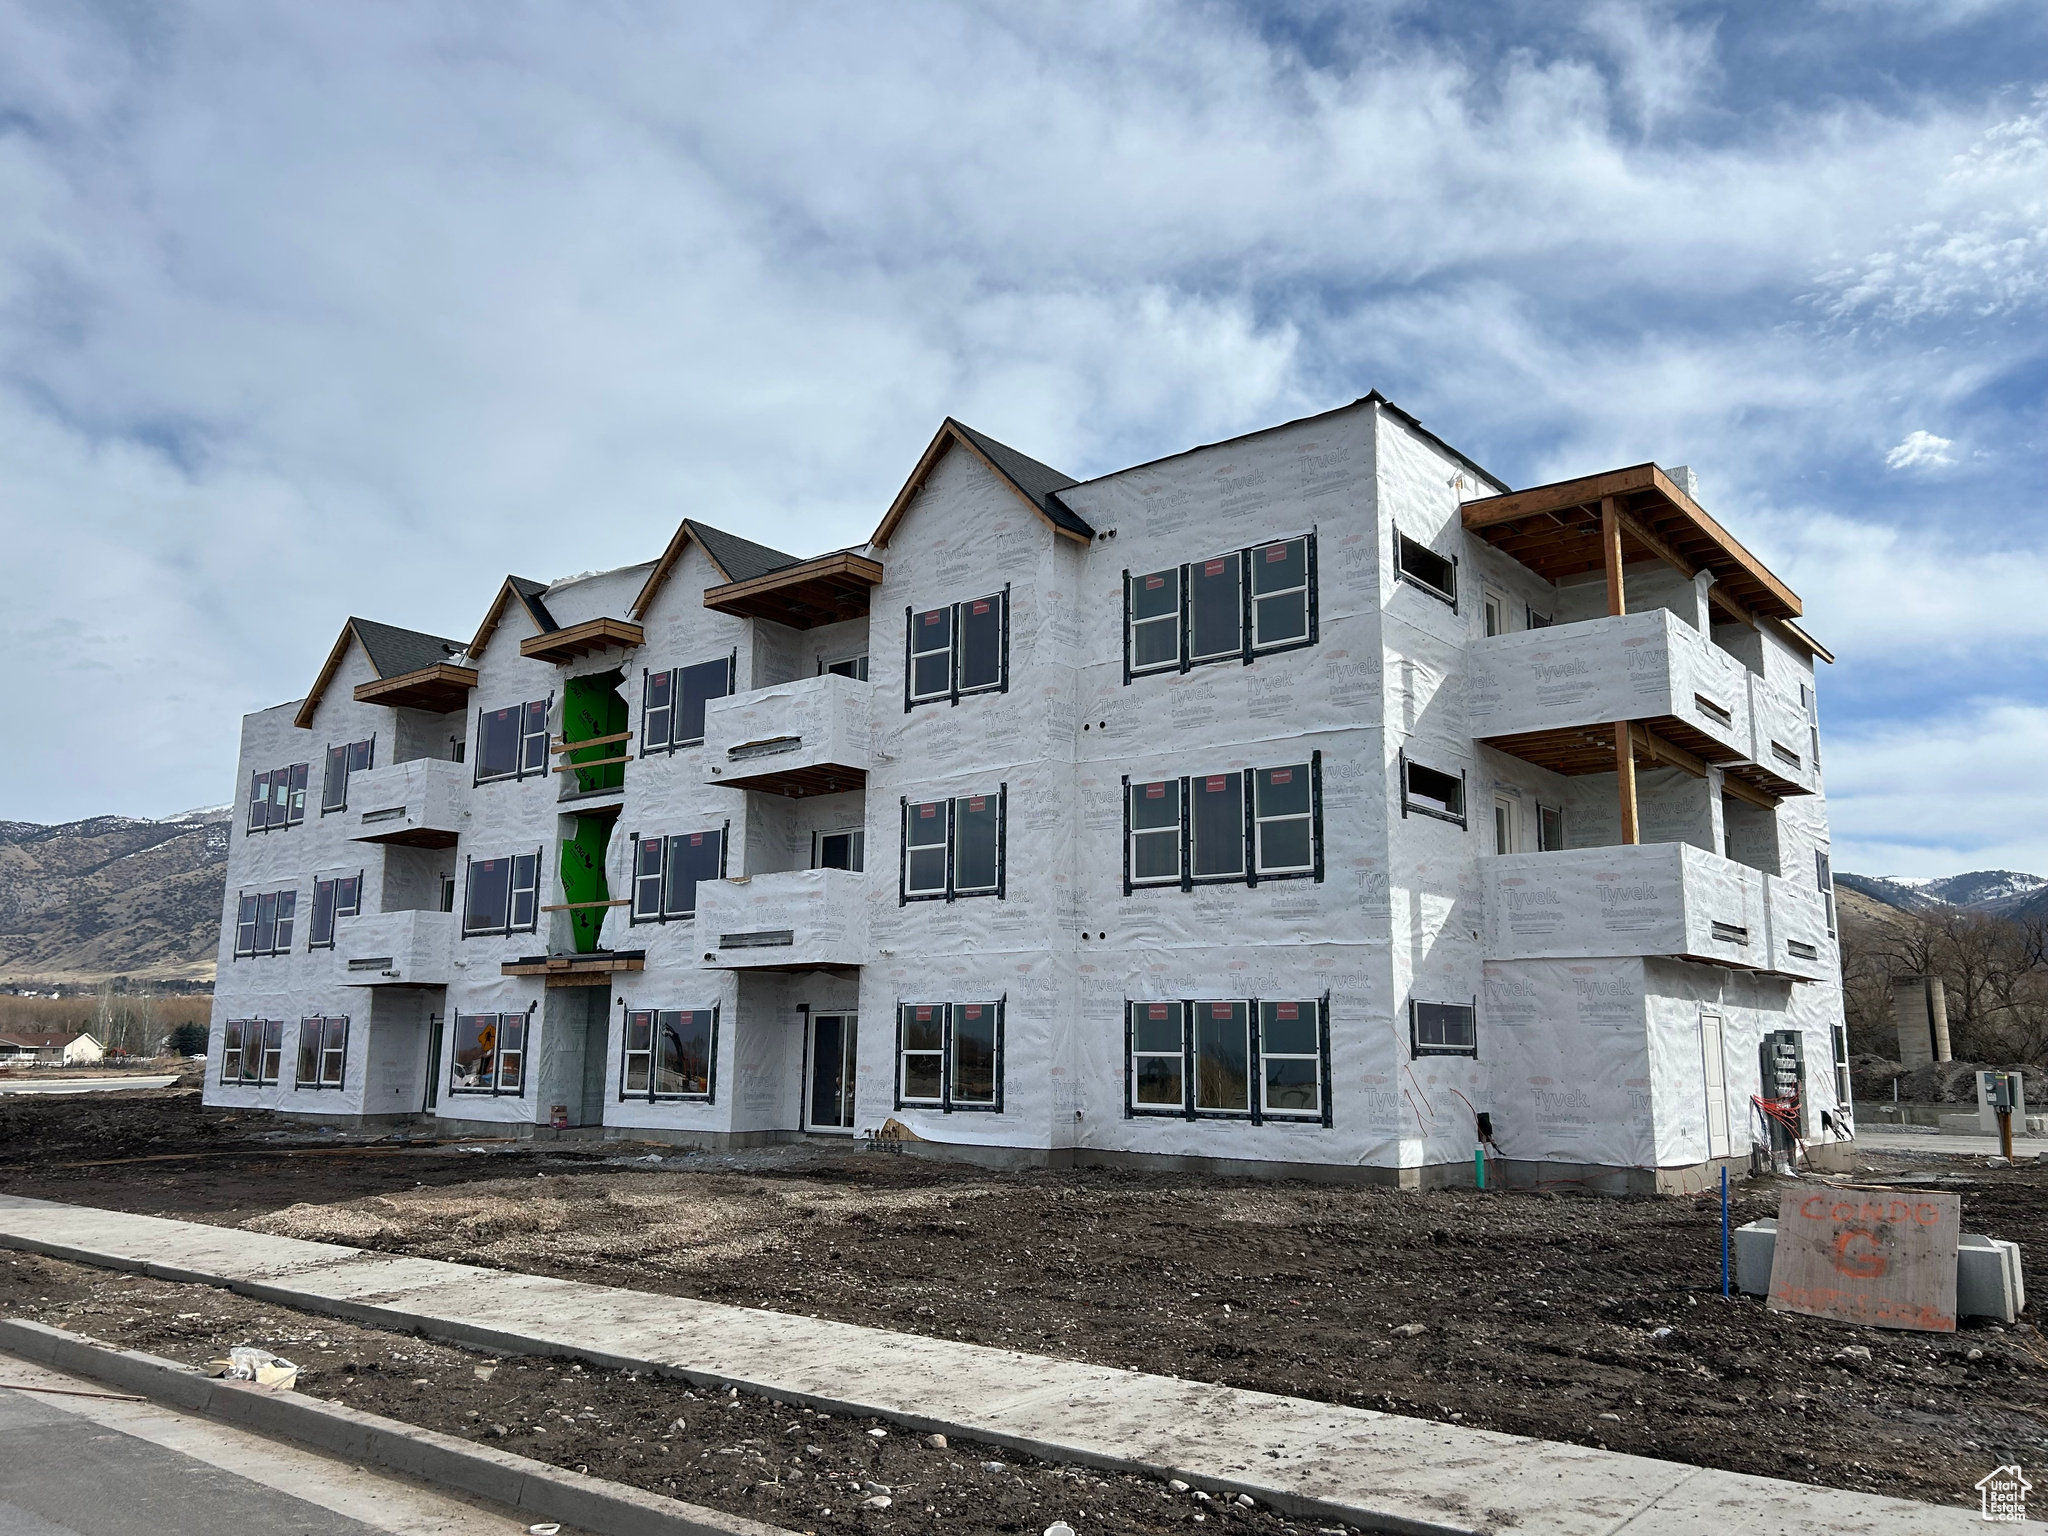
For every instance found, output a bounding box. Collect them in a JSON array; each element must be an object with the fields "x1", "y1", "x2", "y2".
[
  {"x1": 1700, "y1": 1012, "x2": 1732, "y2": 1160},
  {"x1": 423, "y1": 1014, "x2": 443, "y2": 1112},
  {"x1": 807, "y1": 1014, "x2": 857, "y2": 1132}
]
